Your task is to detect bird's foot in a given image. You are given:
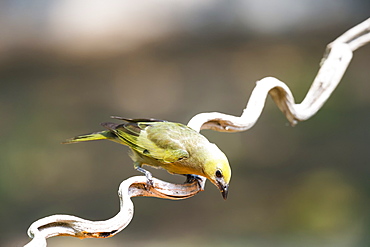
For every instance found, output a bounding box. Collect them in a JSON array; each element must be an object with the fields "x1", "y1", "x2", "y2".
[
  {"x1": 135, "y1": 166, "x2": 154, "y2": 190},
  {"x1": 185, "y1": 174, "x2": 202, "y2": 187}
]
